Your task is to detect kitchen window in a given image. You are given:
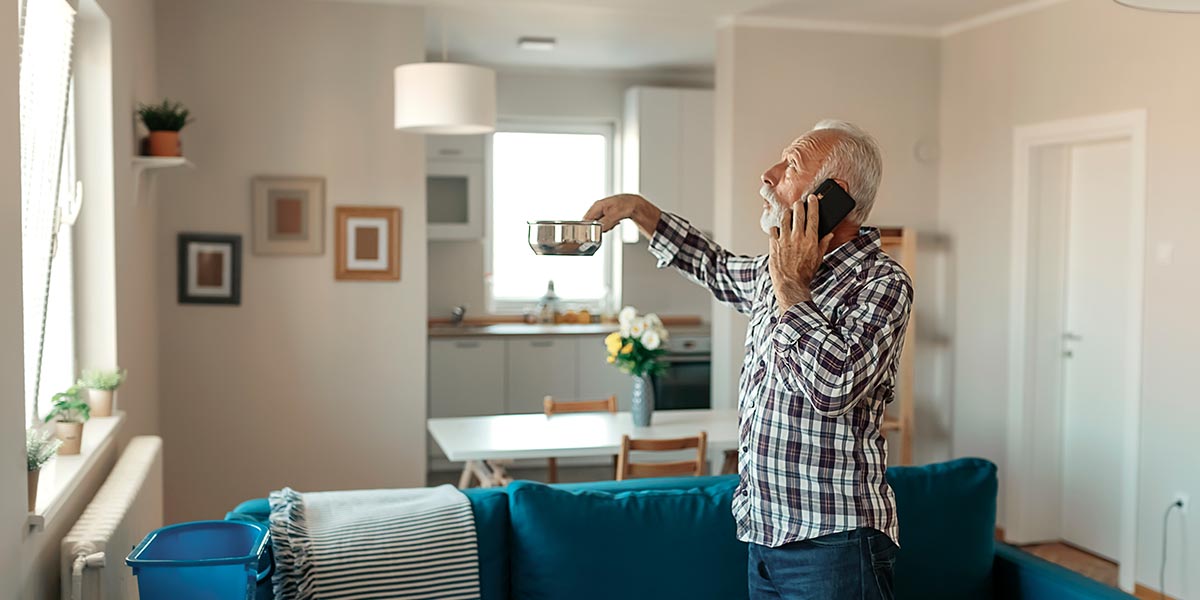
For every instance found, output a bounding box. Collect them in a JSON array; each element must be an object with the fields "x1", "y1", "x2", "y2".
[{"x1": 487, "y1": 123, "x2": 618, "y2": 313}]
